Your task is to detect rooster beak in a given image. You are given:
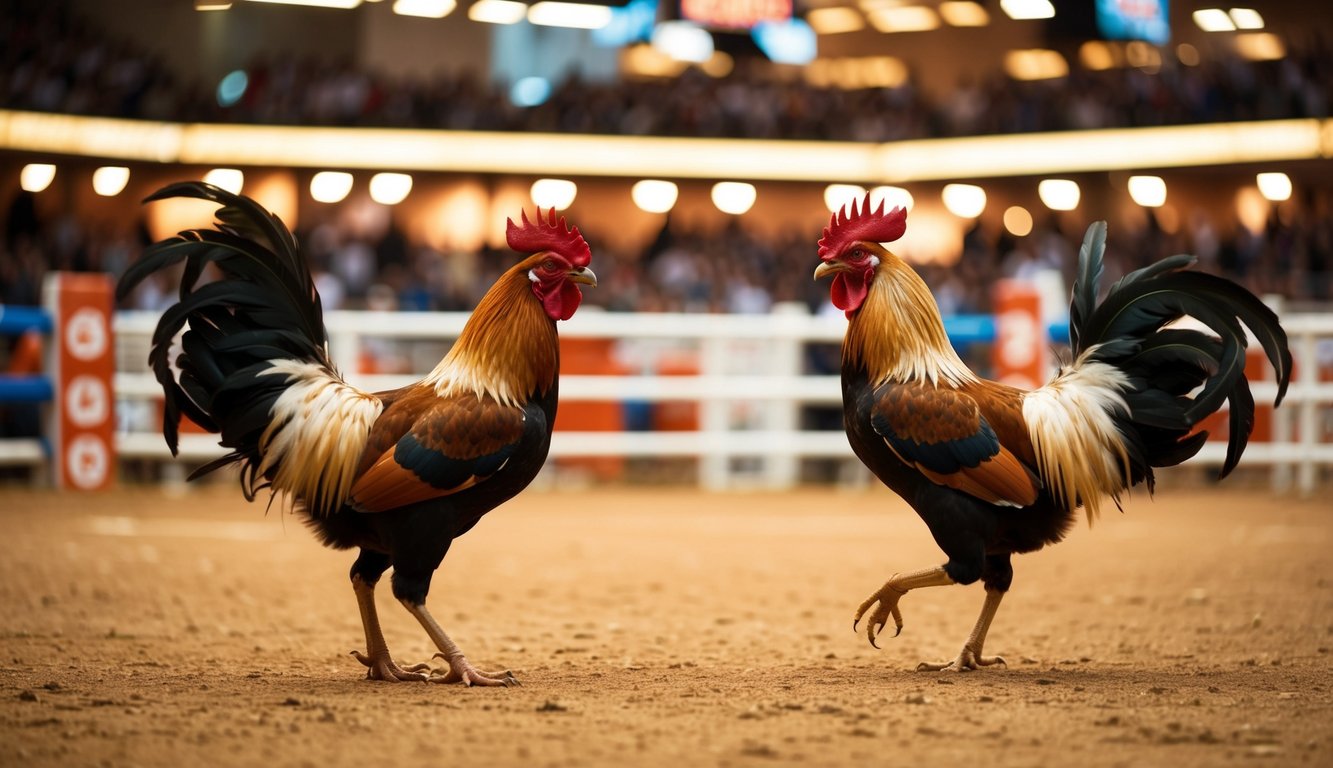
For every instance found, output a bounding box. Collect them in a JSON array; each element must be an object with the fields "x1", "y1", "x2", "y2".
[
  {"x1": 568, "y1": 266, "x2": 598, "y2": 287},
  {"x1": 813, "y1": 261, "x2": 841, "y2": 281}
]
